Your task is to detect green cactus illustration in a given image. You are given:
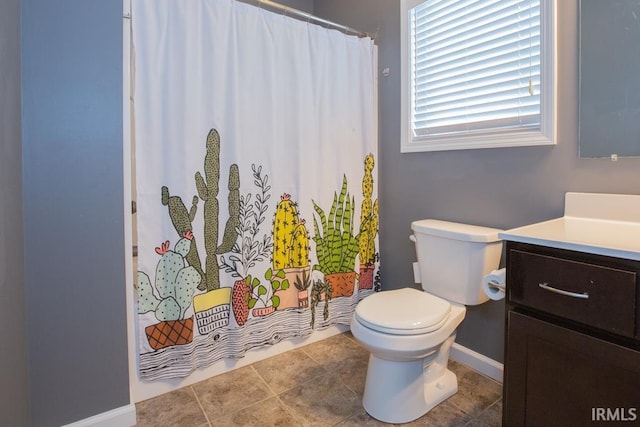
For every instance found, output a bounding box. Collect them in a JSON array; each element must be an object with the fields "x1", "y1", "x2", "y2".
[
  {"x1": 137, "y1": 232, "x2": 202, "y2": 322},
  {"x1": 220, "y1": 164, "x2": 273, "y2": 278},
  {"x1": 359, "y1": 154, "x2": 378, "y2": 266},
  {"x1": 195, "y1": 128, "x2": 241, "y2": 292},
  {"x1": 312, "y1": 175, "x2": 360, "y2": 275},
  {"x1": 272, "y1": 194, "x2": 310, "y2": 270},
  {"x1": 161, "y1": 187, "x2": 204, "y2": 280}
]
